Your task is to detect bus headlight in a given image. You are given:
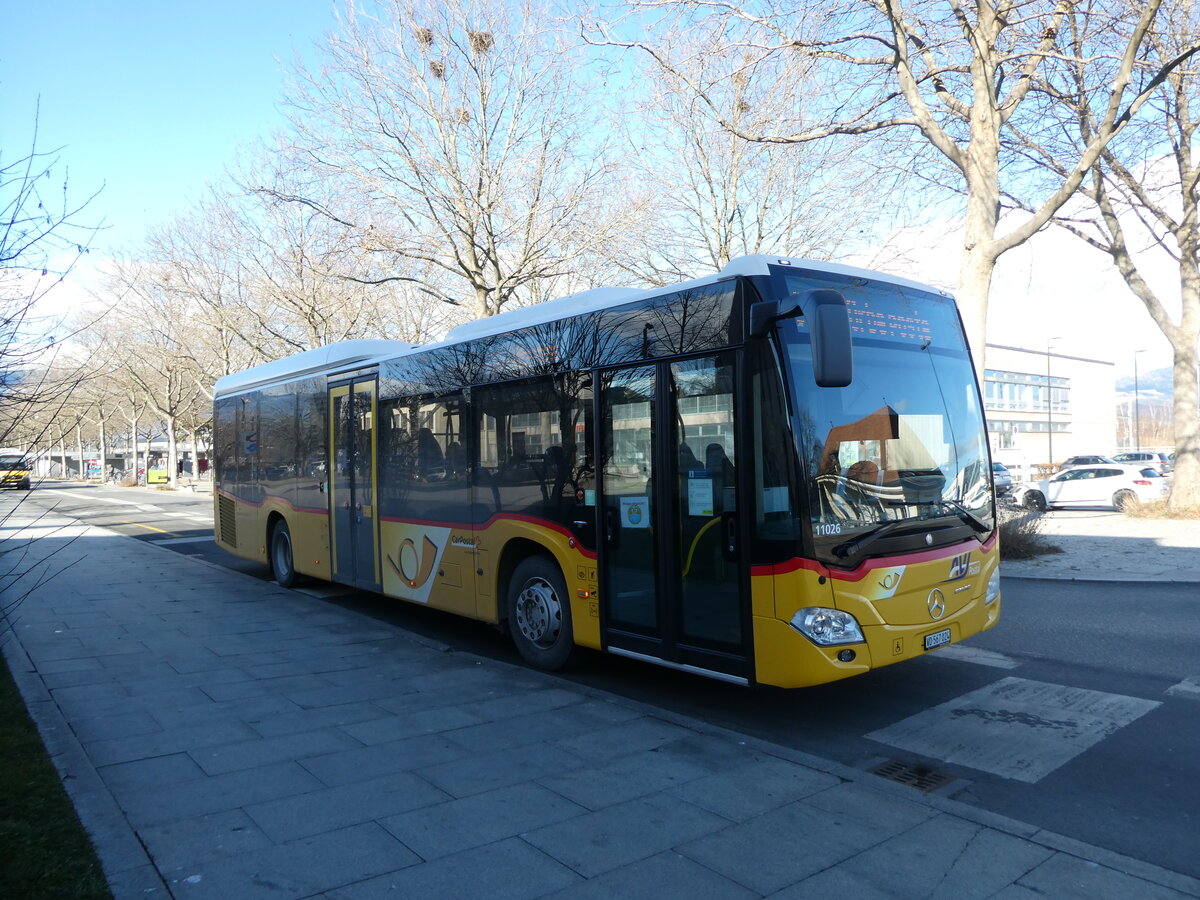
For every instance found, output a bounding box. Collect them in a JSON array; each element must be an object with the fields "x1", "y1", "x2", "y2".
[
  {"x1": 790, "y1": 607, "x2": 865, "y2": 646},
  {"x1": 985, "y1": 568, "x2": 1001, "y2": 605}
]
